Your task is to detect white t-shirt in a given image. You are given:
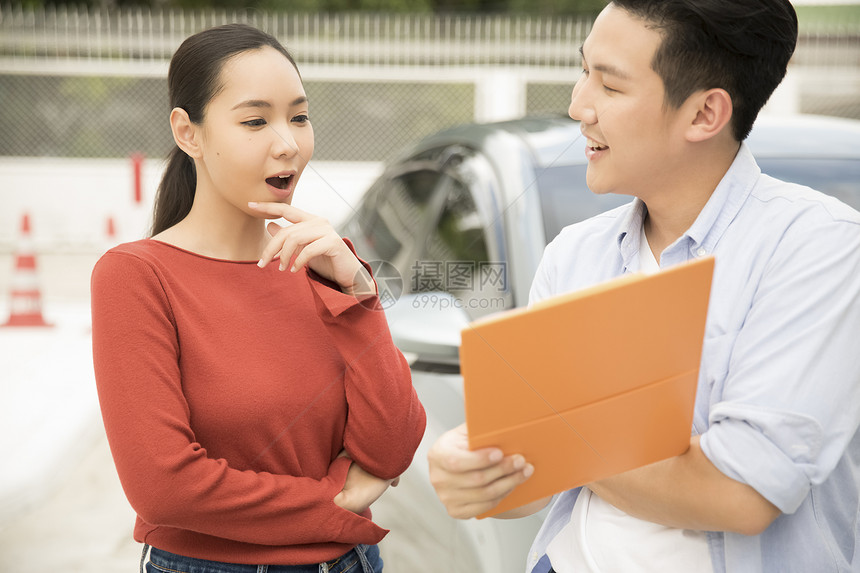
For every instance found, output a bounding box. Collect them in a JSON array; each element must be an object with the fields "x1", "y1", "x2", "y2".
[
  {"x1": 637, "y1": 224, "x2": 661, "y2": 274},
  {"x1": 545, "y1": 488, "x2": 714, "y2": 572},
  {"x1": 544, "y1": 226, "x2": 714, "y2": 573}
]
